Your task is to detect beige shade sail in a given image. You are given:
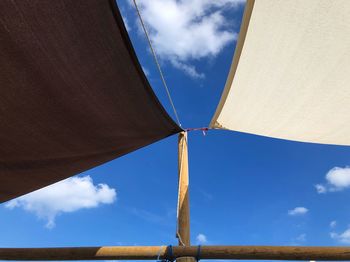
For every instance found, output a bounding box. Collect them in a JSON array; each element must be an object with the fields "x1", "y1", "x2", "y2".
[{"x1": 211, "y1": 0, "x2": 350, "y2": 145}]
